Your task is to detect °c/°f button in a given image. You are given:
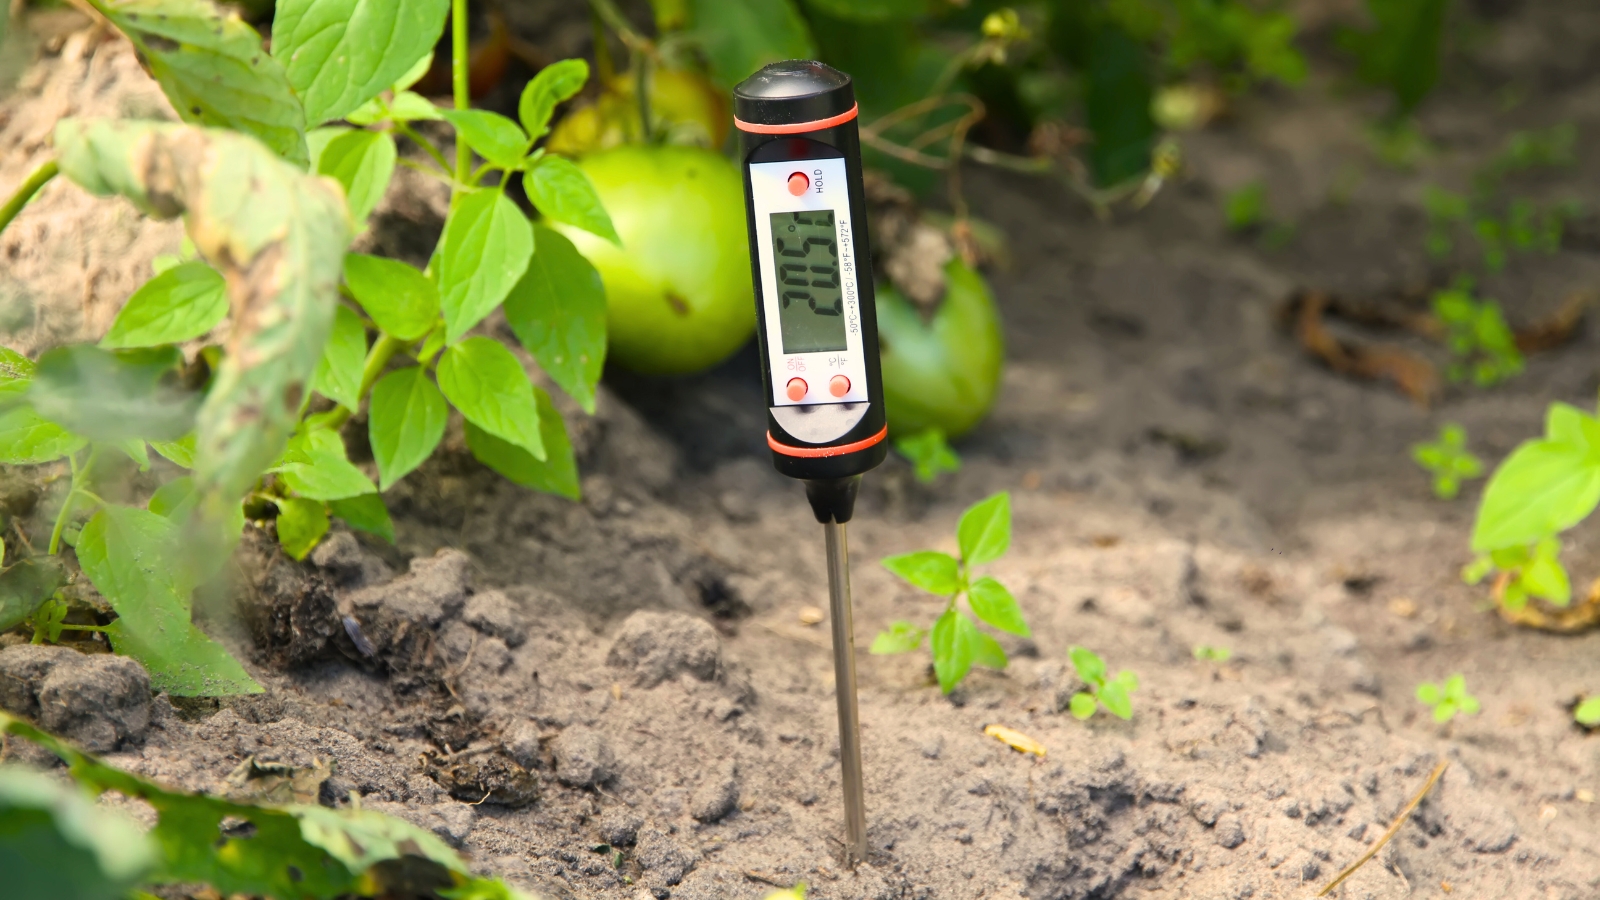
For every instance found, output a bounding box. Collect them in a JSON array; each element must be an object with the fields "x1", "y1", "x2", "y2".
[
  {"x1": 829, "y1": 374, "x2": 850, "y2": 397},
  {"x1": 787, "y1": 172, "x2": 809, "y2": 196},
  {"x1": 786, "y1": 377, "x2": 808, "y2": 401}
]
